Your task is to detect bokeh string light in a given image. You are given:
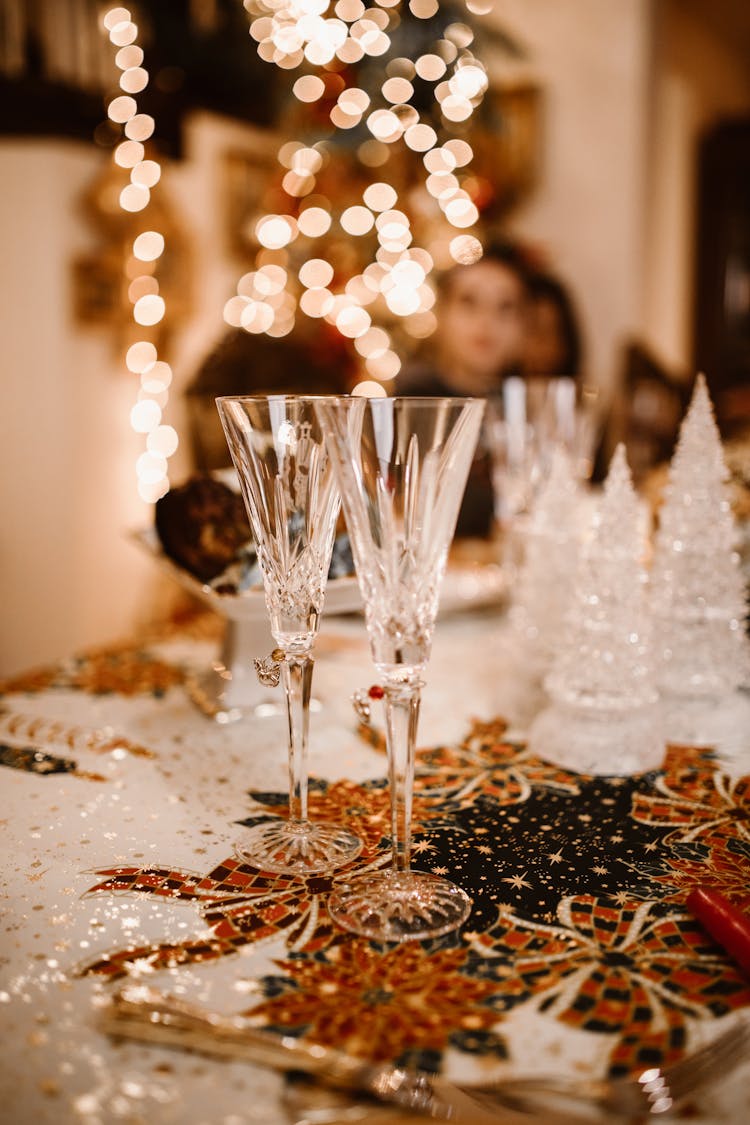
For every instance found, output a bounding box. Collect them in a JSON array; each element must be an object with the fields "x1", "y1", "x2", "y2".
[
  {"x1": 102, "y1": 6, "x2": 178, "y2": 502},
  {"x1": 228, "y1": 0, "x2": 492, "y2": 385}
]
